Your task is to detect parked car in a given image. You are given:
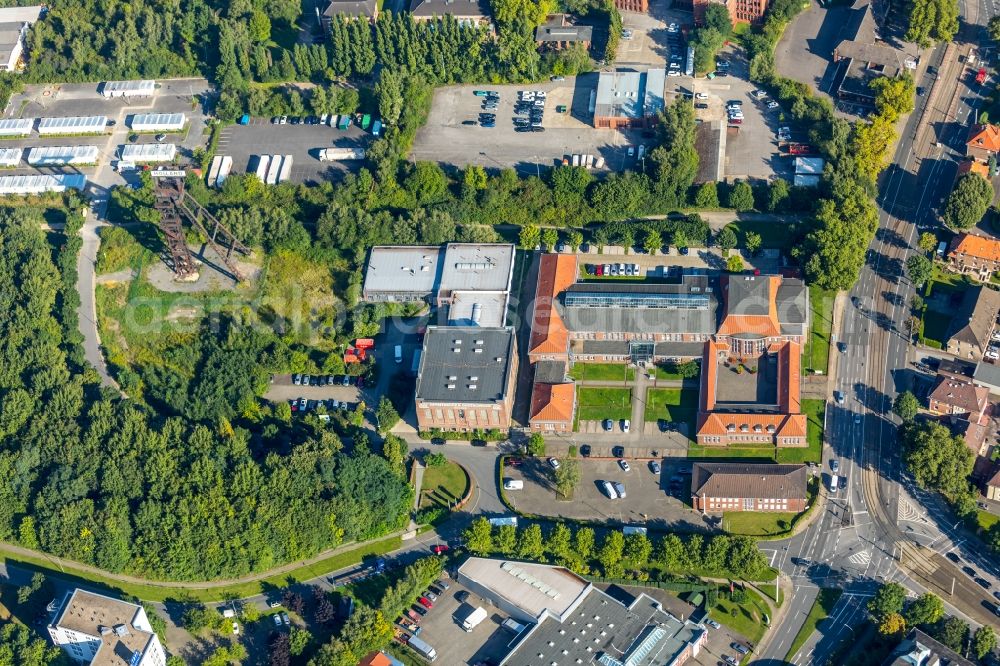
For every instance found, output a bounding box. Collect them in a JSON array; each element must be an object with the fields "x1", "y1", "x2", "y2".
[
  {"x1": 273, "y1": 614, "x2": 282, "y2": 626},
  {"x1": 695, "y1": 92, "x2": 708, "y2": 100},
  {"x1": 622, "y1": 419, "x2": 631, "y2": 433},
  {"x1": 612, "y1": 481, "x2": 626, "y2": 498},
  {"x1": 580, "y1": 445, "x2": 592, "y2": 457},
  {"x1": 603, "y1": 419, "x2": 614, "y2": 432},
  {"x1": 706, "y1": 619, "x2": 721, "y2": 629},
  {"x1": 548, "y1": 457, "x2": 561, "y2": 469},
  {"x1": 232, "y1": 621, "x2": 240, "y2": 635},
  {"x1": 431, "y1": 544, "x2": 450, "y2": 555},
  {"x1": 649, "y1": 461, "x2": 661, "y2": 474},
  {"x1": 601, "y1": 480, "x2": 619, "y2": 499},
  {"x1": 435, "y1": 578, "x2": 451, "y2": 591},
  {"x1": 418, "y1": 597, "x2": 434, "y2": 609},
  {"x1": 945, "y1": 551, "x2": 961, "y2": 563},
  {"x1": 612, "y1": 446, "x2": 625, "y2": 457},
  {"x1": 831, "y1": 459, "x2": 840, "y2": 472},
  {"x1": 618, "y1": 459, "x2": 631, "y2": 472},
  {"x1": 281, "y1": 613, "x2": 290, "y2": 626},
  {"x1": 767, "y1": 101, "x2": 780, "y2": 109},
  {"x1": 456, "y1": 590, "x2": 470, "y2": 603}
]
